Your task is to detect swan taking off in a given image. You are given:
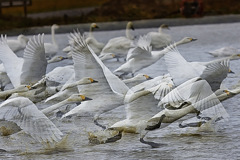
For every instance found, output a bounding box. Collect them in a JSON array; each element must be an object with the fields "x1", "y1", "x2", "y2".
[
  {"x1": 0, "y1": 97, "x2": 63, "y2": 143},
  {"x1": 61, "y1": 30, "x2": 129, "y2": 129},
  {"x1": 99, "y1": 21, "x2": 135, "y2": 61},
  {"x1": 44, "y1": 24, "x2": 59, "y2": 58},
  {"x1": 0, "y1": 34, "x2": 47, "y2": 88},
  {"x1": 114, "y1": 36, "x2": 197, "y2": 77},
  {"x1": 146, "y1": 24, "x2": 172, "y2": 50}
]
